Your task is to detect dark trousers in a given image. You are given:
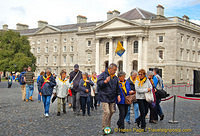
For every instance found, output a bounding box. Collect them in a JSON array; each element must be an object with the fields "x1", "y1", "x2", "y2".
[
  {"x1": 72, "y1": 90, "x2": 80, "y2": 113},
  {"x1": 149, "y1": 103, "x2": 158, "y2": 121},
  {"x1": 8, "y1": 83, "x2": 12, "y2": 88},
  {"x1": 80, "y1": 96, "x2": 91, "y2": 115},
  {"x1": 136, "y1": 99, "x2": 149, "y2": 129},
  {"x1": 90, "y1": 94, "x2": 98, "y2": 110},
  {"x1": 156, "y1": 97, "x2": 164, "y2": 117},
  {"x1": 117, "y1": 104, "x2": 129, "y2": 129}
]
